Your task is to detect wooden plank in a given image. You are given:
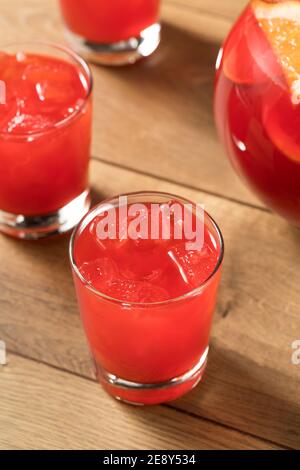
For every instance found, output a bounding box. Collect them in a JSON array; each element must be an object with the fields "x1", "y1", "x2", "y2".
[
  {"x1": 0, "y1": 0, "x2": 260, "y2": 208},
  {"x1": 0, "y1": 354, "x2": 278, "y2": 450},
  {"x1": 167, "y1": 0, "x2": 248, "y2": 20},
  {"x1": 0, "y1": 159, "x2": 299, "y2": 448}
]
